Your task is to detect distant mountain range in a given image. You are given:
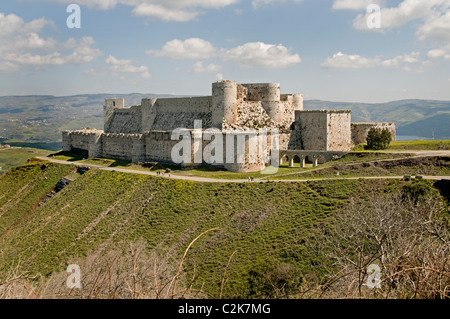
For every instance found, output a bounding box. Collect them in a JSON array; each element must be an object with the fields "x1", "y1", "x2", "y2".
[
  {"x1": 0, "y1": 94, "x2": 449, "y2": 150},
  {"x1": 0, "y1": 93, "x2": 179, "y2": 150}
]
